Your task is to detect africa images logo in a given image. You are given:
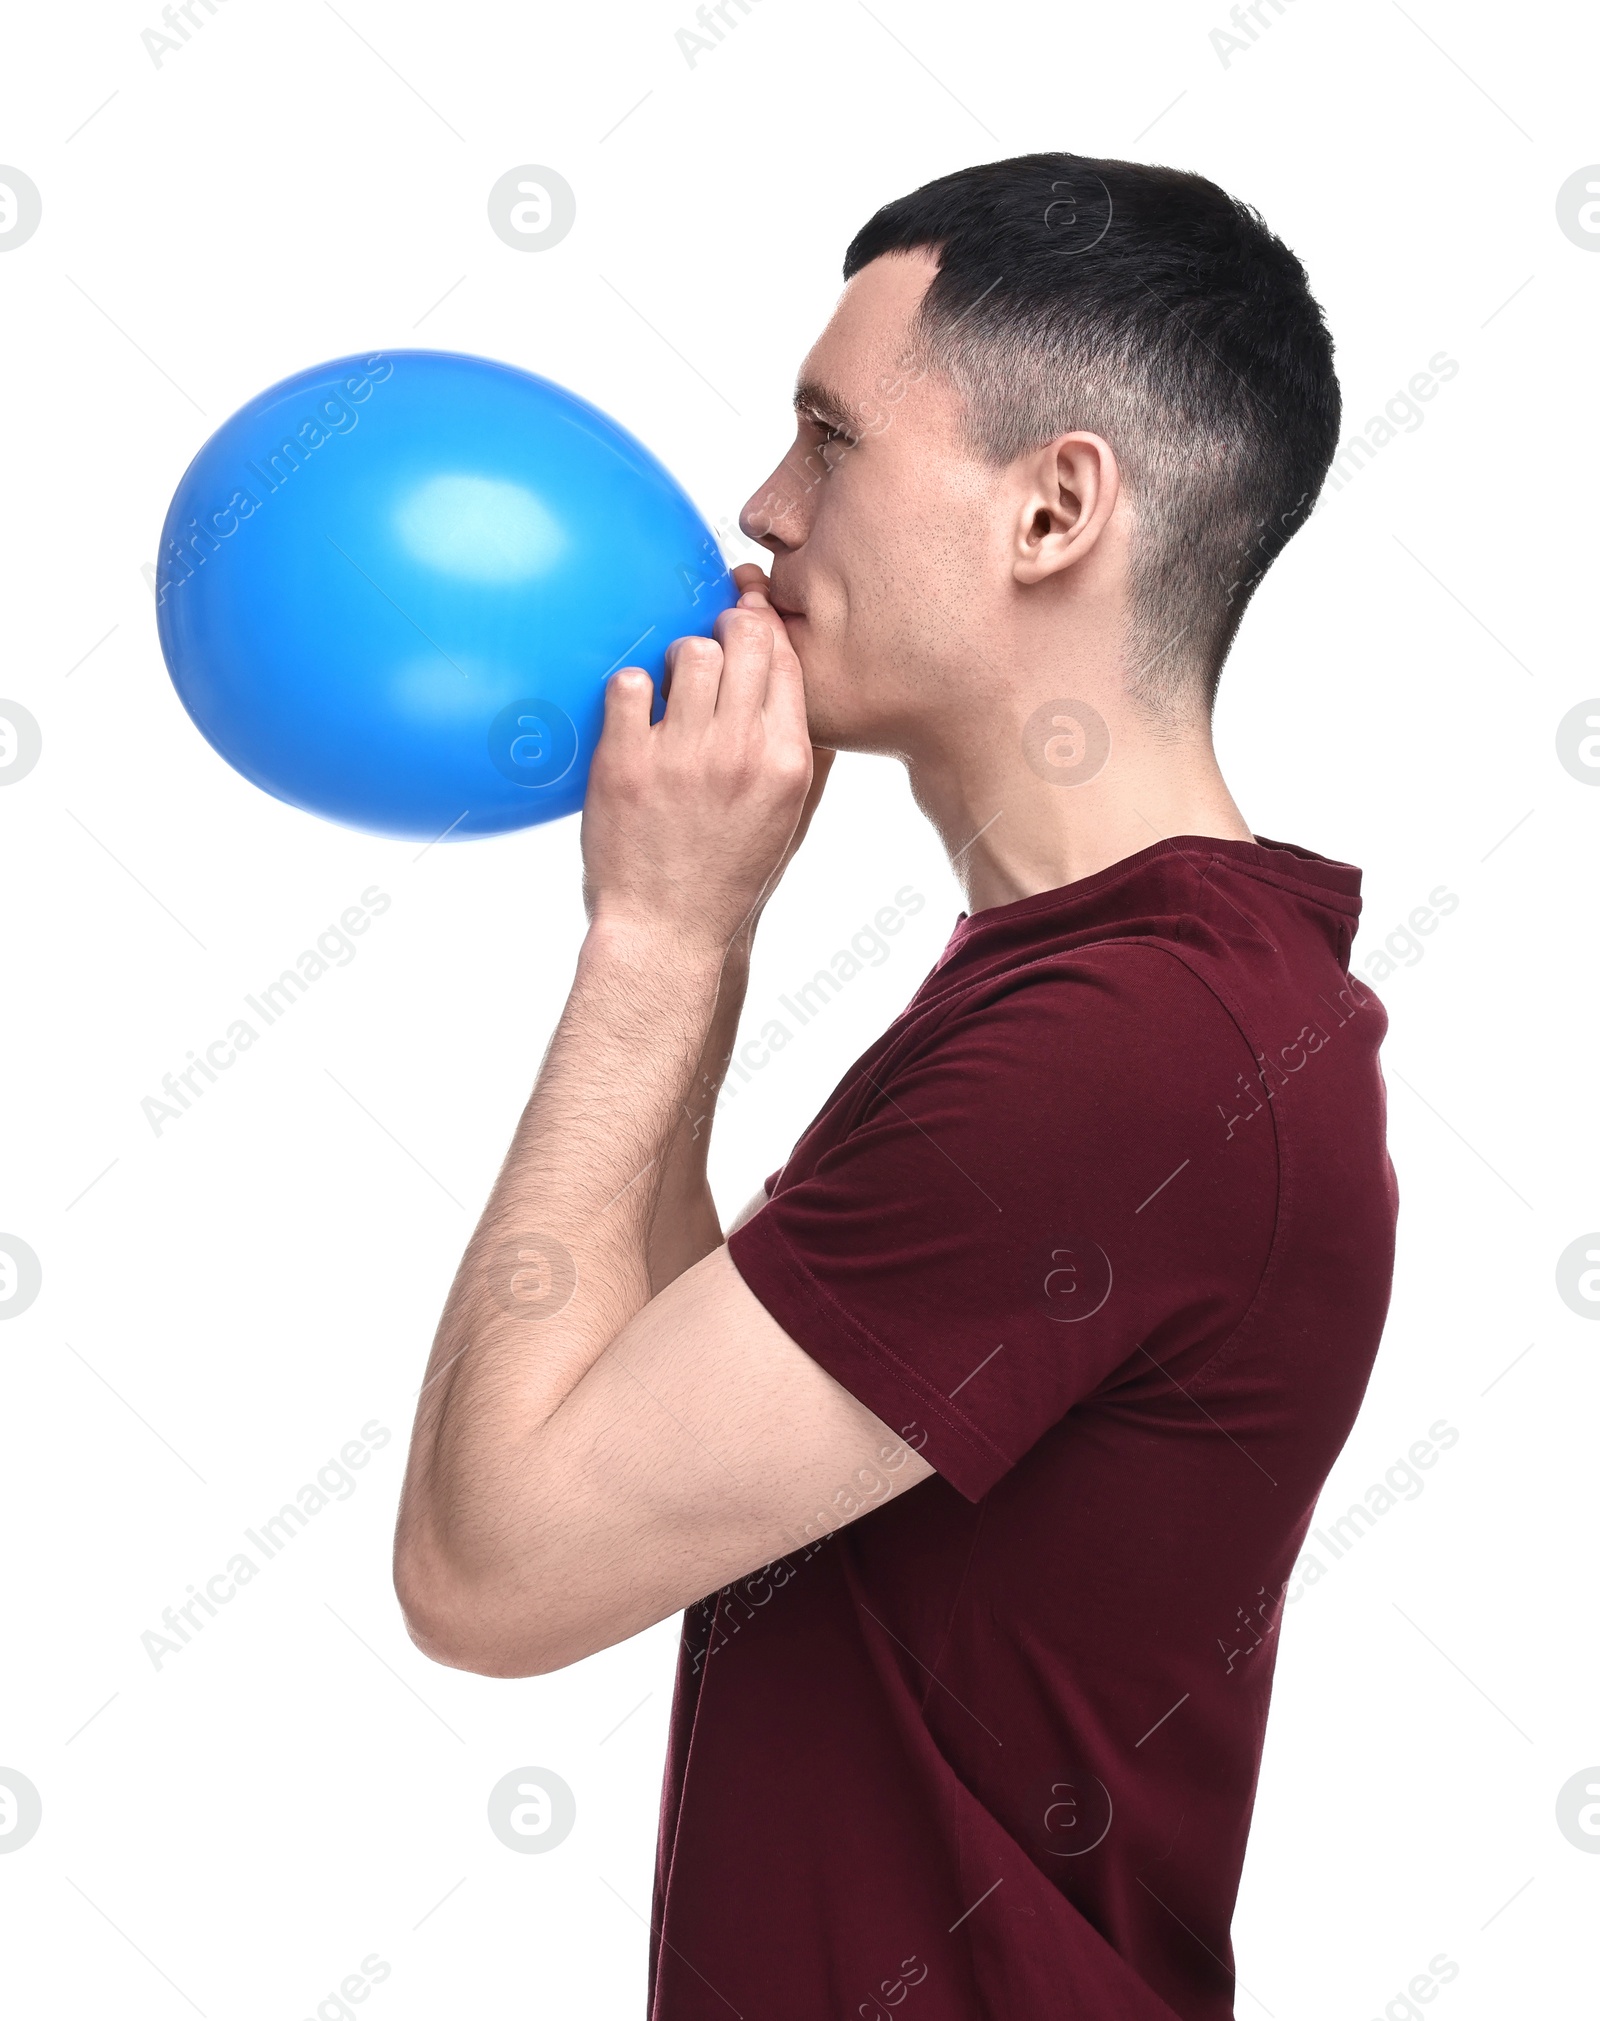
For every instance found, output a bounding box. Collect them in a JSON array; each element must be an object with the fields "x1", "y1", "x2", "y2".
[{"x1": 153, "y1": 357, "x2": 394, "y2": 608}]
